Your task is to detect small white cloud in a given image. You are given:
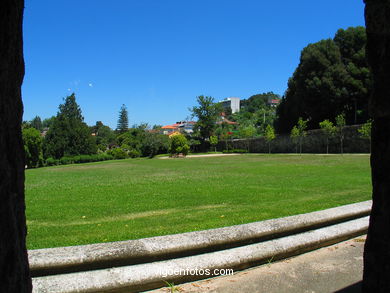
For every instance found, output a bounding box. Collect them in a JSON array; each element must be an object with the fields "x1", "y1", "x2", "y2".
[
  {"x1": 88, "y1": 83, "x2": 93, "y2": 88},
  {"x1": 67, "y1": 88, "x2": 71, "y2": 91}
]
